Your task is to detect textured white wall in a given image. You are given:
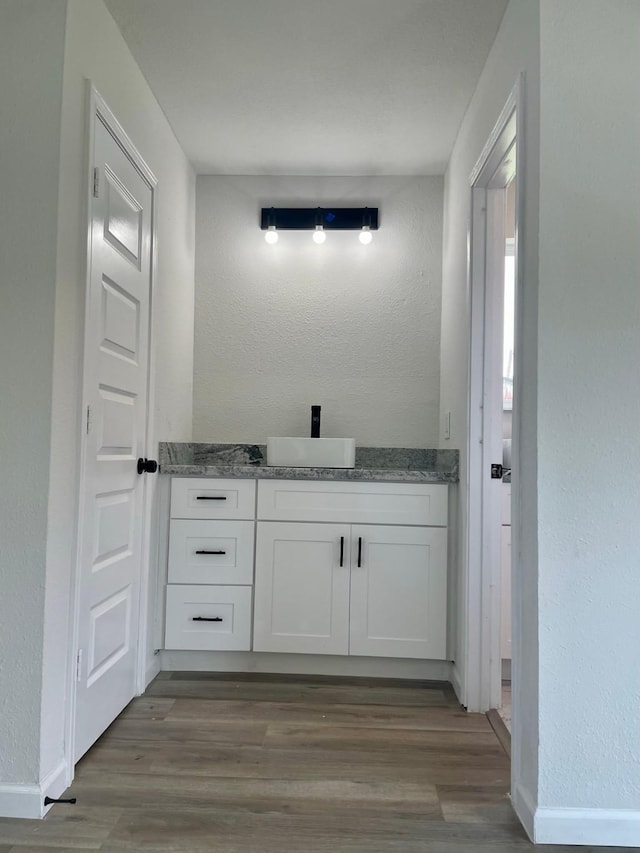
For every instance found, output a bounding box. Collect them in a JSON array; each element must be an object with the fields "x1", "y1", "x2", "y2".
[
  {"x1": 194, "y1": 176, "x2": 443, "y2": 447},
  {"x1": 43, "y1": 0, "x2": 195, "y2": 786},
  {"x1": 440, "y1": 0, "x2": 540, "y2": 808},
  {"x1": 0, "y1": 0, "x2": 67, "y2": 786},
  {"x1": 536, "y1": 0, "x2": 640, "y2": 814}
]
